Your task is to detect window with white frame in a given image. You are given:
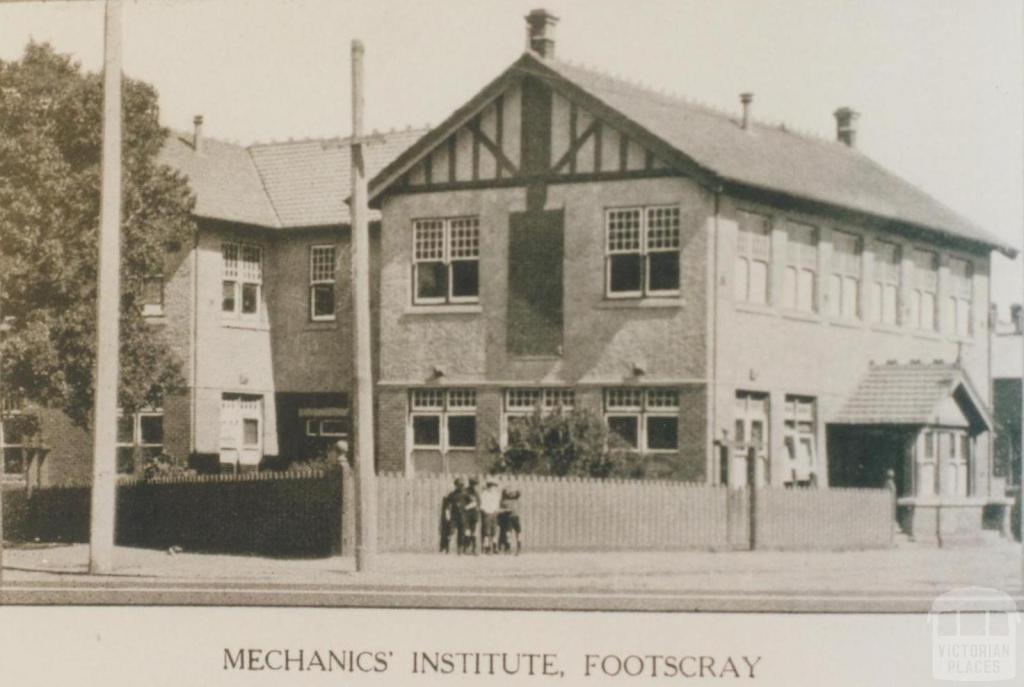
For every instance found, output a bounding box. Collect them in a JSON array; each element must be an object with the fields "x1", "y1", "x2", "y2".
[
  {"x1": 222, "y1": 242, "x2": 263, "y2": 318},
  {"x1": 410, "y1": 388, "x2": 477, "y2": 450},
  {"x1": 870, "y1": 240, "x2": 901, "y2": 325},
  {"x1": 828, "y1": 231, "x2": 861, "y2": 319},
  {"x1": 309, "y1": 245, "x2": 336, "y2": 321},
  {"x1": 908, "y1": 249, "x2": 938, "y2": 331},
  {"x1": 116, "y1": 410, "x2": 163, "y2": 474},
  {"x1": 781, "y1": 222, "x2": 817, "y2": 312},
  {"x1": 783, "y1": 396, "x2": 816, "y2": 484},
  {"x1": 605, "y1": 206, "x2": 681, "y2": 297},
  {"x1": 142, "y1": 275, "x2": 164, "y2": 317},
  {"x1": 412, "y1": 217, "x2": 479, "y2": 304},
  {"x1": 1, "y1": 398, "x2": 29, "y2": 477},
  {"x1": 503, "y1": 388, "x2": 575, "y2": 439},
  {"x1": 604, "y1": 388, "x2": 679, "y2": 452},
  {"x1": 735, "y1": 211, "x2": 771, "y2": 305},
  {"x1": 945, "y1": 257, "x2": 973, "y2": 337},
  {"x1": 306, "y1": 417, "x2": 349, "y2": 438}
]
